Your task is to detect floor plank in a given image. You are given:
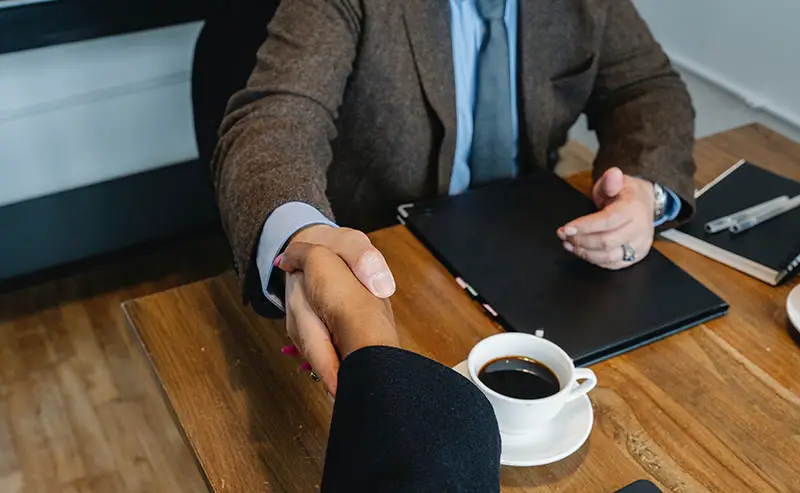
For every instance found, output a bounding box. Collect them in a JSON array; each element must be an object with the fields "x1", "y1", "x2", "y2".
[
  {"x1": 55, "y1": 361, "x2": 117, "y2": 479},
  {"x1": 32, "y1": 370, "x2": 86, "y2": 484},
  {"x1": 95, "y1": 399, "x2": 159, "y2": 493},
  {"x1": 0, "y1": 234, "x2": 230, "y2": 492},
  {"x1": 0, "y1": 471, "x2": 23, "y2": 493},
  {"x1": 0, "y1": 400, "x2": 20, "y2": 478},
  {"x1": 7, "y1": 377, "x2": 59, "y2": 493}
]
